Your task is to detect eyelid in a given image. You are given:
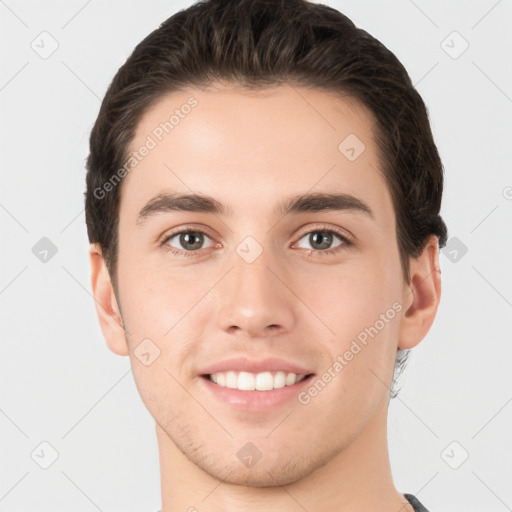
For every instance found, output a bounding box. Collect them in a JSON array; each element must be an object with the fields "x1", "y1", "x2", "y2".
[
  {"x1": 160, "y1": 222, "x2": 355, "y2": 257},
  {"x1": 293, "y1": 222, "x2": 355, "y2": 244},
  {"x1": 160, "y1": 223, "x2": 354, "y2": 244},
  {"x1": 159, "y1": 223, "x2": 218, "y2": 244}
]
